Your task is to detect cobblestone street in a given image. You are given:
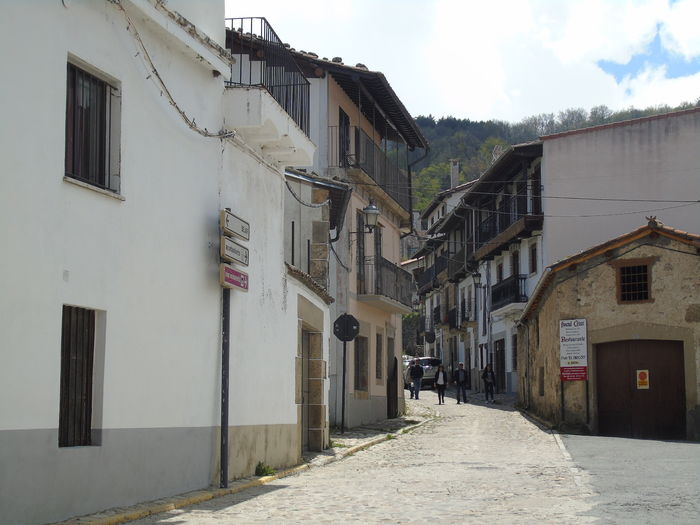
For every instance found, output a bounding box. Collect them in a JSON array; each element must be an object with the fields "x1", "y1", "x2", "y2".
[{"x1": 130, "y1": 389, "x2": 596, "y2": 524}]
